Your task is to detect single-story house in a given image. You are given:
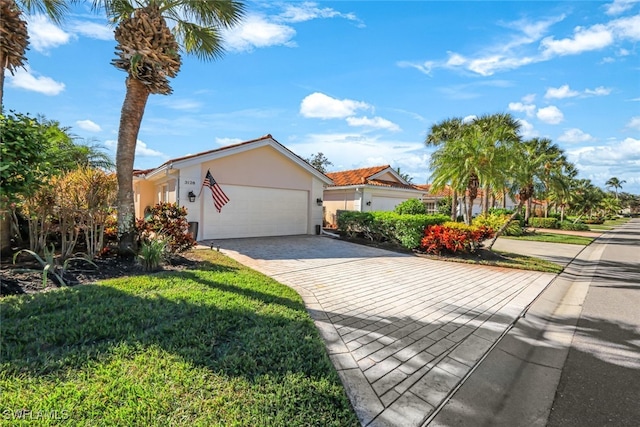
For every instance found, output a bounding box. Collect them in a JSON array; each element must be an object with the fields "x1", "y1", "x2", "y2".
[
  {"x1": 133, "y1": 135, "x2": 332, "y2": 240},
  {"x1": 323, "y1": 165, "x2": 425, "y2": 226}
]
